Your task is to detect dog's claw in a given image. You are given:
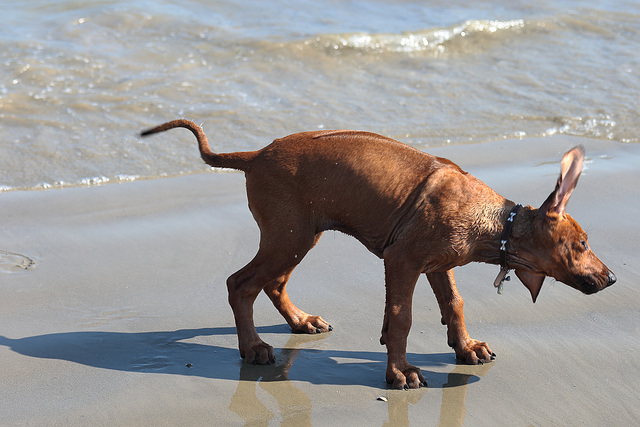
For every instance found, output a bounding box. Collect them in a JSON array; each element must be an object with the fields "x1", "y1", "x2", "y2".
[
  {"x1": 240, "y1": 340, "x2": 275, "y2": 365},
  {"x1": 453, "y1": 338, "x2": 495, "y2": 365},
  {"x1": 387, "y1": 363, "x2": 426, "y2": 390},
  {"x1": 291, "y1": 314, "x2": 331, "y2": 334}
]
